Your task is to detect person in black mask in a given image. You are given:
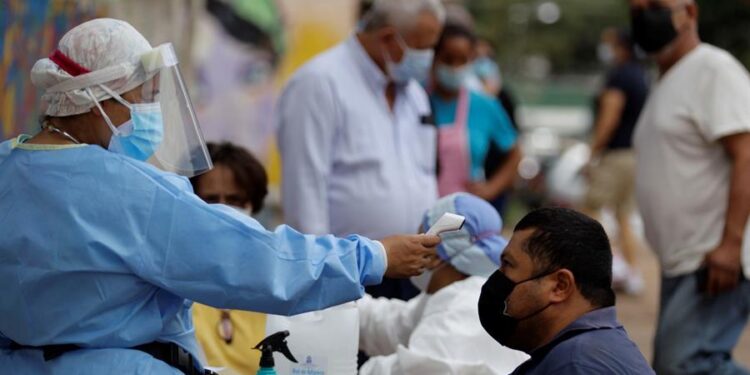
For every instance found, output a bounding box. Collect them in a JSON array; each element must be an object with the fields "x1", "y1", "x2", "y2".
[
  {"x1": 630, "y1": 0, "x2": 750, "y2": 374},
  {"x1": 478, "y1": 208, "x2": 653, "y2": 374}
]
